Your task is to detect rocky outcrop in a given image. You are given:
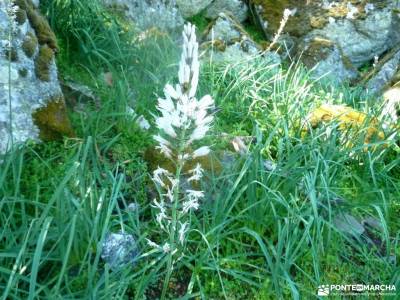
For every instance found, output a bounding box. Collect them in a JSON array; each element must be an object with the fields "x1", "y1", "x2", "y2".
[
  {"x1": 362, "y1": 46, "x2": 400, "y2": 94},
  {"x1": 250, "y1": 0, "x2": 400, "y2": 82},
  {"x1": 176, "y1": 0, "x2": 213, "y2": 18},
  {"x1": 205, "y1": 0, "x2": 248, "y2": 22},
  {"x1": 103, "y1": 0, "x2": 184, "y2": 31},
  {"x1": 201, "y1": 13, "x2": 280, "y2": 65},
  {"x1": 0, "y1": 0, "x2": 73, "y2": 154}
]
